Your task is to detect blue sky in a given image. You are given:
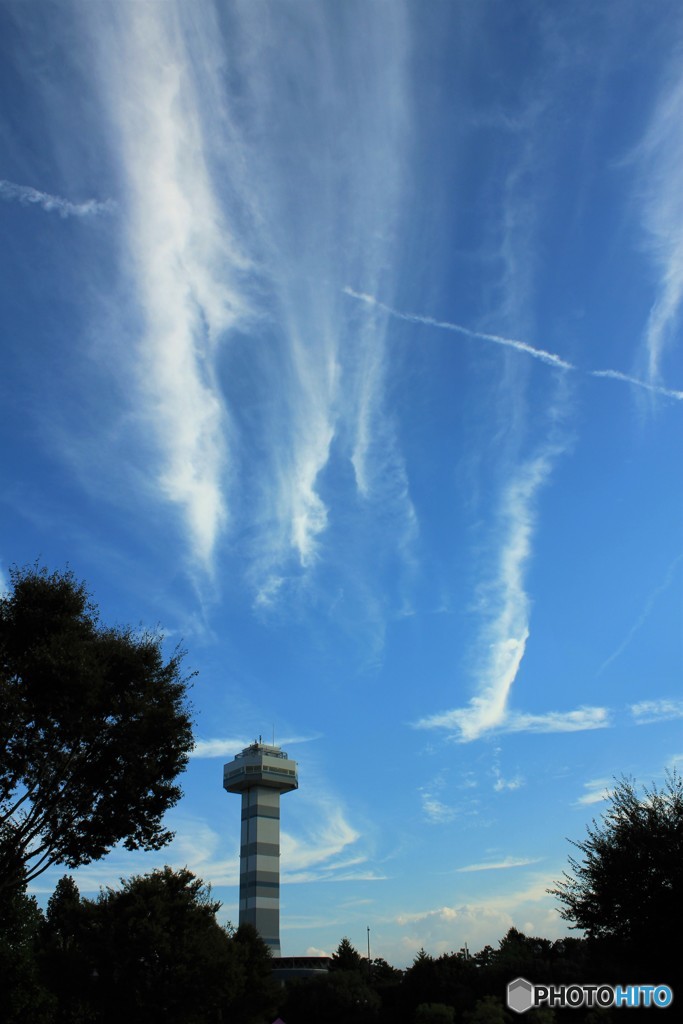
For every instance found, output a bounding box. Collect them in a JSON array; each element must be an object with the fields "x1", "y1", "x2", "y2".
[{"x1": 1, "y1": 1, "x2": 682, "y2": 966}]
